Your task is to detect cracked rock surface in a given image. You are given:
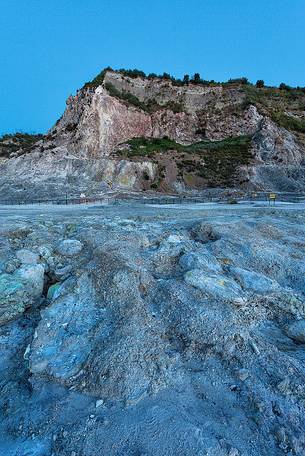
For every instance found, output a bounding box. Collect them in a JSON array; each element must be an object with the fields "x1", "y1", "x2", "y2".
[{"x1": 0, "y1": 202, "x2": 304, "y2": 455}]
